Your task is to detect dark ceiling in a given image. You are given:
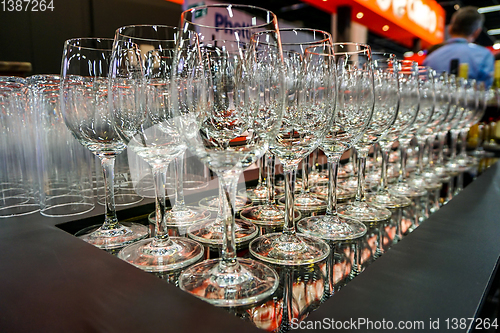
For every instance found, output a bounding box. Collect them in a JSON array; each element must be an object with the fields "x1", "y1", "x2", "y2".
[{"x1": 229, "y1": 0, "x2": 500, "y2": 54}]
